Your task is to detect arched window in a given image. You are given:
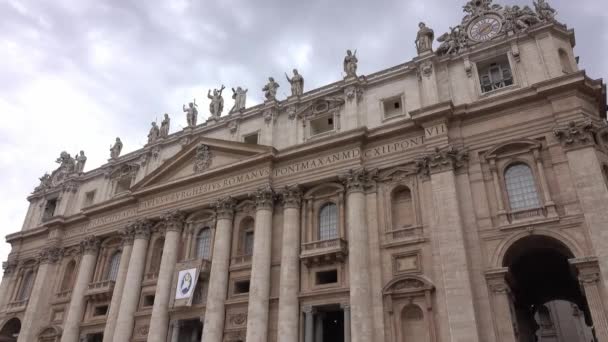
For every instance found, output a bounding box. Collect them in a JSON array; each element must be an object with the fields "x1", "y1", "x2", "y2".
[
  {"x1": 196, "y1": 228, "x2": 212, "y2": 259},
  {"x1": 149, "y1": 238, "x2": 164, "y2": 273},
  {"x1": 505, "y1": 163, "x2": 540, "y2": 210},
  {"x1": 391, "y1": 187, "x2": 414, "y2": 229},
  {"x1": 18, "y1": 271, "x2": 34, "y2": 301},
  {"x1": 240, "y1": 218, "x2": 255, "y2": 256},
  {"x1": 106, "y1": 252, "x2": 121, "y2": 281},
  {"x1": 319, "y1": 203, "x2": 338, "y2": 240},
  {"x1": 61, "y1": 260, "x2": 76, "y2": 291},
  {"x1": 558, "y1": 49, "x2": 573, "y2": 74},
  {"x1": 401, "y1": 304, "x2": 429, "y2": 342}
]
